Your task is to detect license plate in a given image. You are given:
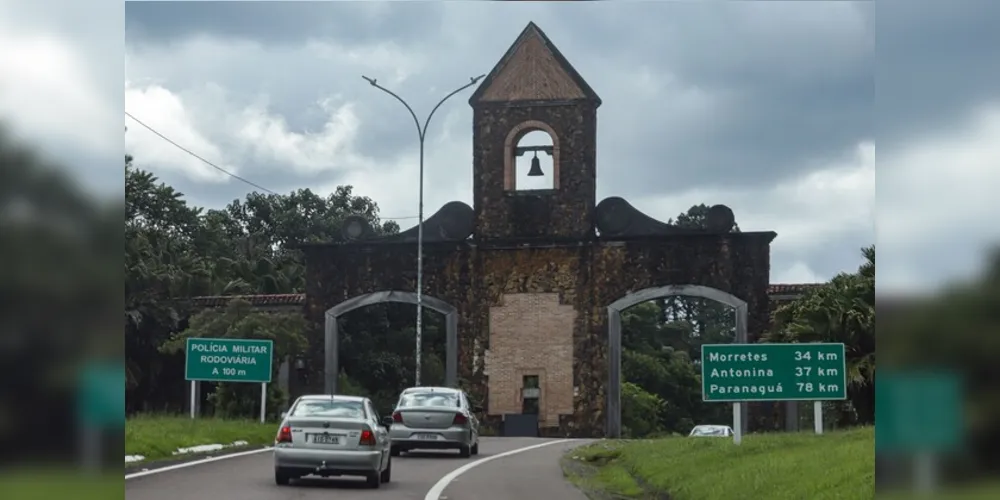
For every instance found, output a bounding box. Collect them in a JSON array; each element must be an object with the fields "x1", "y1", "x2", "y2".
[
  {"x1": 311, "y1": 434, "x2": 340, "y2": 445},
  {"x1": 414, "y1": 433, "x2": 439, "y2": 440}
]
